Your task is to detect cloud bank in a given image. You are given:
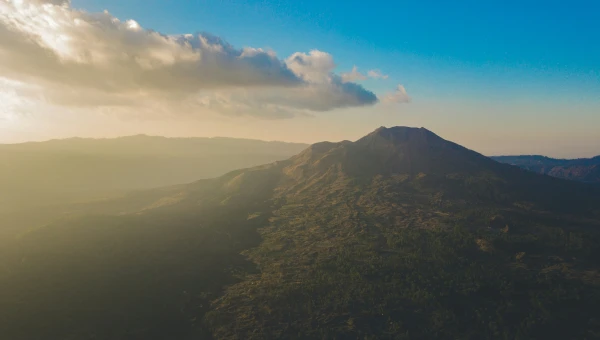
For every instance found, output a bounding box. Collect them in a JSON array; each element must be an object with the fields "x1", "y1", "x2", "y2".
[{"x1": 0, "y1": 0, "x2": 408, "y2": 119}]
